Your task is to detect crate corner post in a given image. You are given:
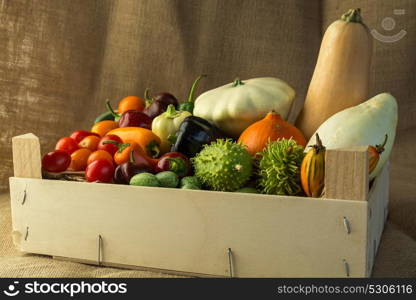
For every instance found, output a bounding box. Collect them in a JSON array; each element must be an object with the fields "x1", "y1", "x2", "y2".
[
  {"x1": 12, "y1": 133, "x2": 42, "y2": 179},
  {"x1": 324, "y1": 146, "x2": 369, "y2": 201}
]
